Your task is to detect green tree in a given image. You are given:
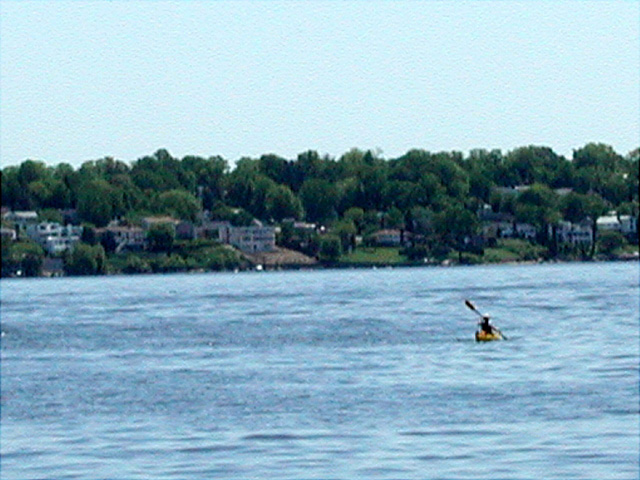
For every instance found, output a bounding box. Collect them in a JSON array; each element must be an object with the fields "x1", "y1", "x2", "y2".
[
  {"x1": 146, "y1": 223, "x2": 176, "y2": 253},
  {"x1": 583, "y1": 193, "x2": 609, "y2": 257},
  {"x1": 258, "y1": 154, "x2": 292, "y2": 186},
  {"x1": 343, "y1": 207, "x2": 365, "y2": 233},
  {"x1": 182, "y1": 155, "x2": 228, "y2": 209},
  {"x1": 2, "y1": 241, "x2": 45, "y2": 277},
  {"x1": 99, "y1": 230, "x2": 118, "y2": 253},
  {"x1": 156, "y1": 189, "x2": 201, "y2": 221},
  {"x1": 38, "y1": 208, "x2": 63, "y2": 224},
  {"x1": 77, "y1": 179, "x2": 114, "y2": 227},
  {"x1": 265, "y1": 184, "x2": 304, "y2": 221},
  {"x1": 384, "y1": 207, "x2": 405, "y2": 229},
  {"x1": 131, "y1": 149, "x2": 195, "y2": 192},
  {"x1": 572, "y1": 143, "x2": 627, "y2": 204},
  {"x1": 318, "y1": 235, "x2": 342, "y2": 263},
  {"x1": 408, "y1": 206, "x2": 434, "y2": 236},
  {"x1": 300, "y1": 179, "x2": 339, "y2": 223},
  {"x1": 81, "y1": 225, "x2": 98, "y2": 246},
  {"x1": 433, "y1": 204, "x2": 479, "y2": 260},
  {"x1": 1, "y1": 166, "x2": 24, "y2": 209},
  {"x1": 504, "y1": 146, "x2": 570, "y2": 187},
  {"x1": 515, "y1": 184, "x2": 561, "y2": 249},
  {"x1": 332, "y1": 219, "x2": 357, "y2": 252},
  {"x1": 210, "y1": 205, "x2": 254, "y2": 226},
  {"x1": 65, "y1": 243, "x2": 106, "y2": 276},
  {"x1": 18, "y1": 160, "x2": 49, "y2": 186},
  {"x1": 597, "y1": 230, "x2": 627, "y2": 256},
  {"x1": 122, "y1": 254, "x2": 152, "y2": 274}
]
